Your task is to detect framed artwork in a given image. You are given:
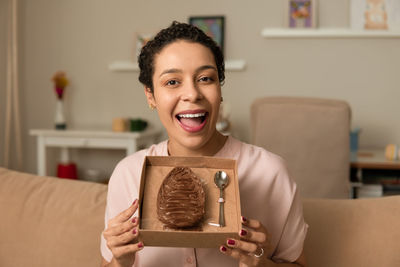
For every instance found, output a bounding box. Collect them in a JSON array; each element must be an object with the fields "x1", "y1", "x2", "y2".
[
  {"x1": 285, "y1": 0, "x2": 317, "y2": 28},
  {"x1": 189, "y1": 16, "x2": 225, "y2": 54},
  {"x1": 351, "y1": 0, "x2": 400, "y2": 30},
  {"x1": 135, "y1": 33, "x2": 153, "y2": 59}
]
